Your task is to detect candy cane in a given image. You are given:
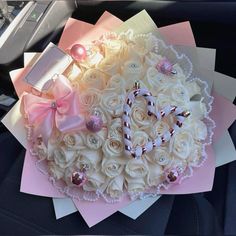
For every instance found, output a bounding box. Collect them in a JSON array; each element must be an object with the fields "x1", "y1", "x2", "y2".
[{"x1": 123, "y1": 82, "x2": 190, "y2": 159}]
